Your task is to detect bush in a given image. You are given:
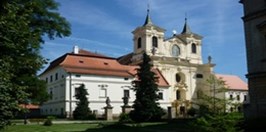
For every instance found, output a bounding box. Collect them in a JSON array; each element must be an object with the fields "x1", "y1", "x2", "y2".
[
  {"x1": 87, "y1": 113, "x2": 96, "y2": 120},
  {"x1": 187, "y1": 107, "x2": 197, "y2": 117},
  {"x1": 119, "y1": 113, "x2": 132, "y2": 123},
  {"x1": 191, "y1": 113, "x2": 243, "y2": 132},
  {"x1": 43, "y1": 116, "x2": 55, "y2": 126}
]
